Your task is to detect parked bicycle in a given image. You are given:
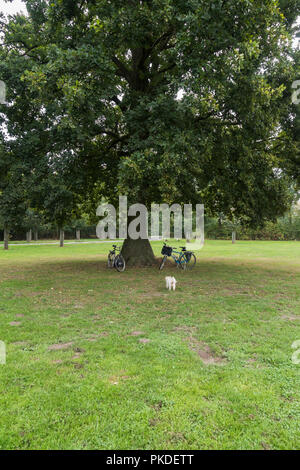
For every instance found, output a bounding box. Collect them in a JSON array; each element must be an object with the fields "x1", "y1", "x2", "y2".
[
  {"x1": 159, "y1": 242, "x2": 196, "y2": 271},
  {"x1": 108, "y1": 245, "x2": 126, "y2": 272}
]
